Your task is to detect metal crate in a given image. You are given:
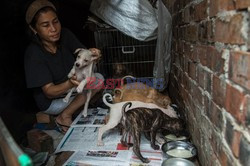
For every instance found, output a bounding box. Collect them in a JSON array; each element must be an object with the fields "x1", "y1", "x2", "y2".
[{"x1": 94, "y1": 27, "x2": 156, "y2": 79}]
